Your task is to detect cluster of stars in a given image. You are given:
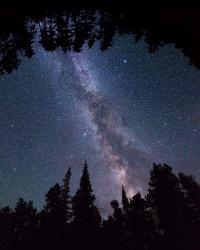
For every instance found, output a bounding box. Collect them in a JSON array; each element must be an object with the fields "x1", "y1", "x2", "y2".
[{"x1": 0, "y1": 35, "x2": 199, "y2": 212}]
